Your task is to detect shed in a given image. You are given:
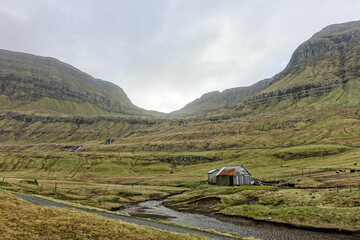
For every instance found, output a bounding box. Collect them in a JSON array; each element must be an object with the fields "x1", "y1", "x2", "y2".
[
  {"x1": 216, "y1": 166, "x2": 251, "y2": 186},
  {"x1": 207, "y1": 169, "x2": 219, "y2": 184}
]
